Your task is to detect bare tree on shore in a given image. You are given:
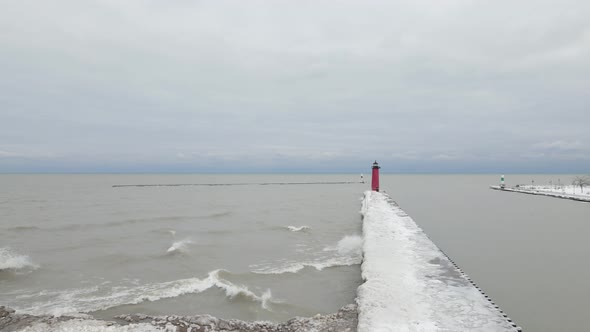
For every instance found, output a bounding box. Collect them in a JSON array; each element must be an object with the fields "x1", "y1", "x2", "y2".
[{"x1": 572, "y1": 175, "x2": 590, "y2": 193}]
